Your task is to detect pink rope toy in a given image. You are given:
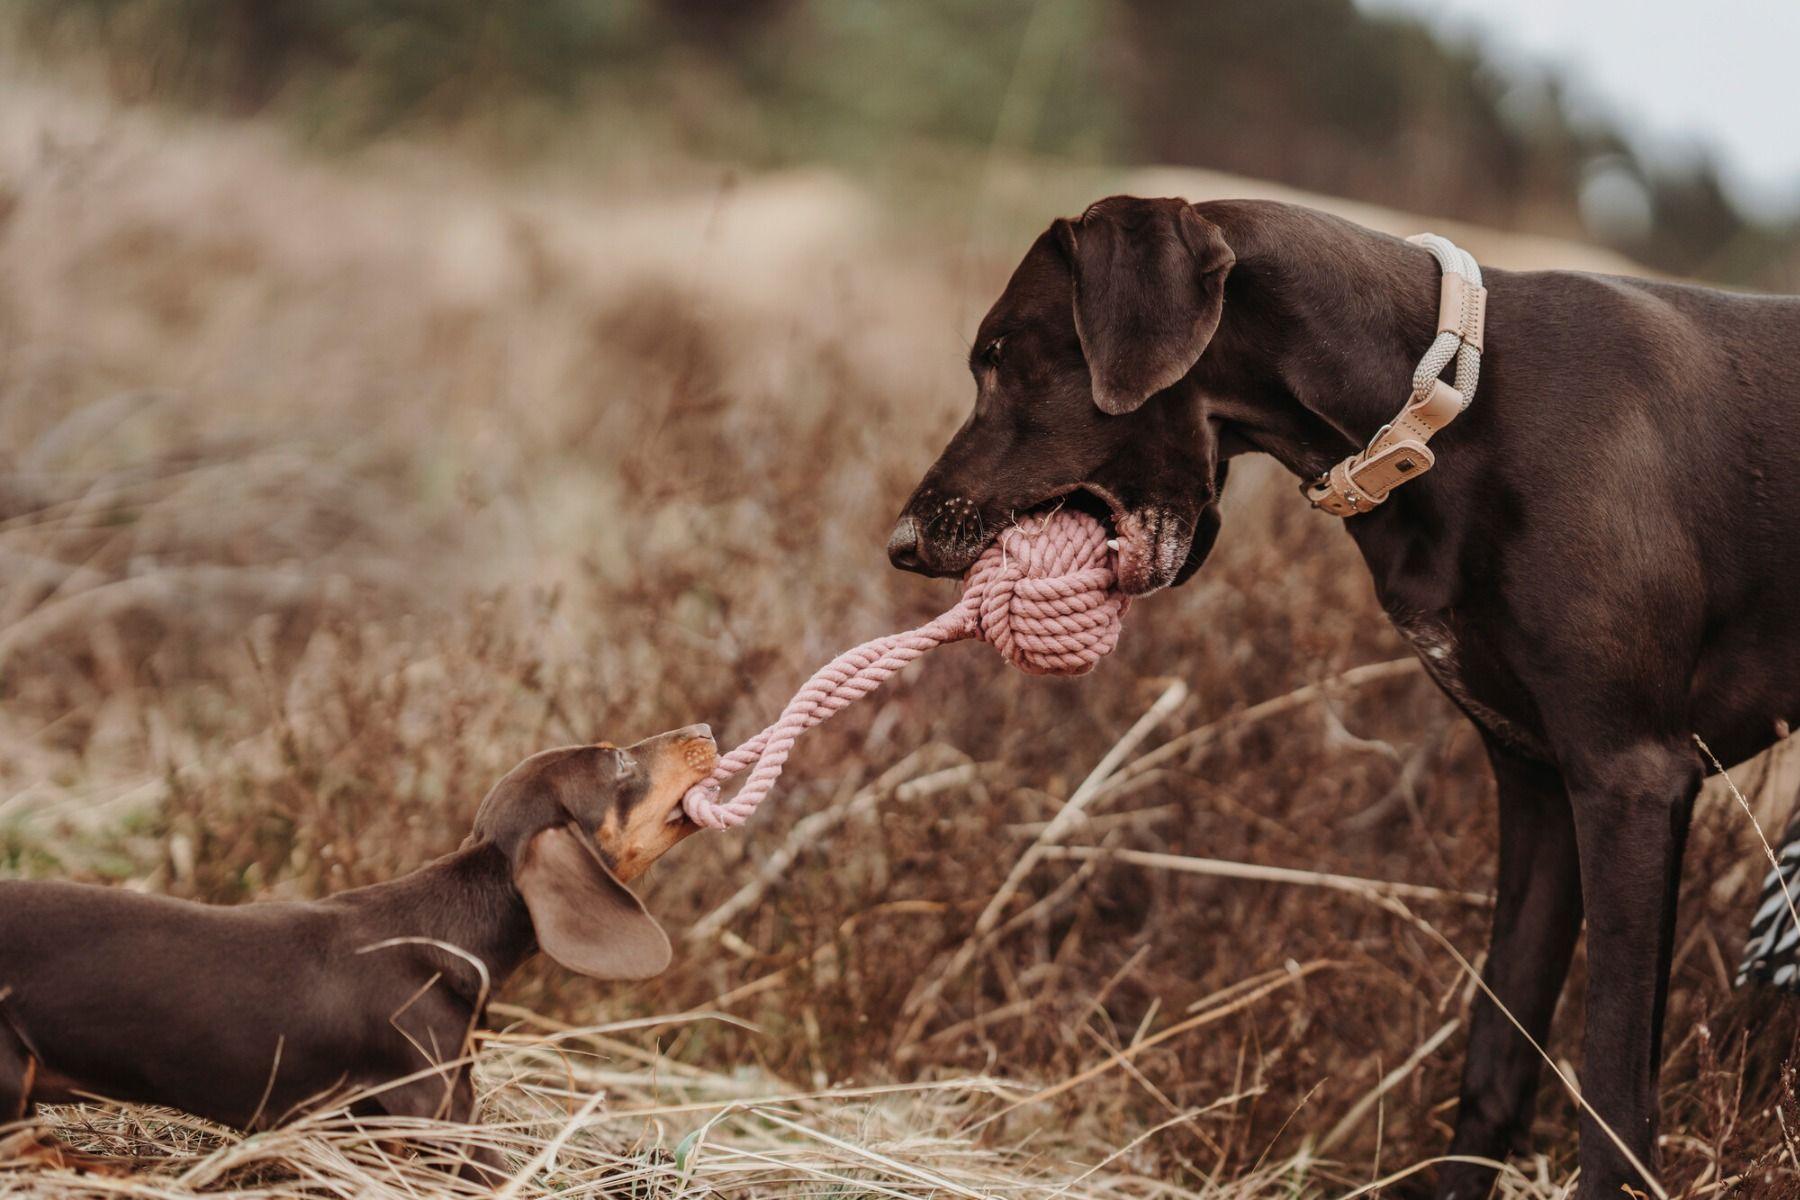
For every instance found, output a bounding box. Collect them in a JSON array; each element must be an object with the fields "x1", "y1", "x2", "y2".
[{"x1": 682, "y1": 509, "x2": 1130, "y2": 830}]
